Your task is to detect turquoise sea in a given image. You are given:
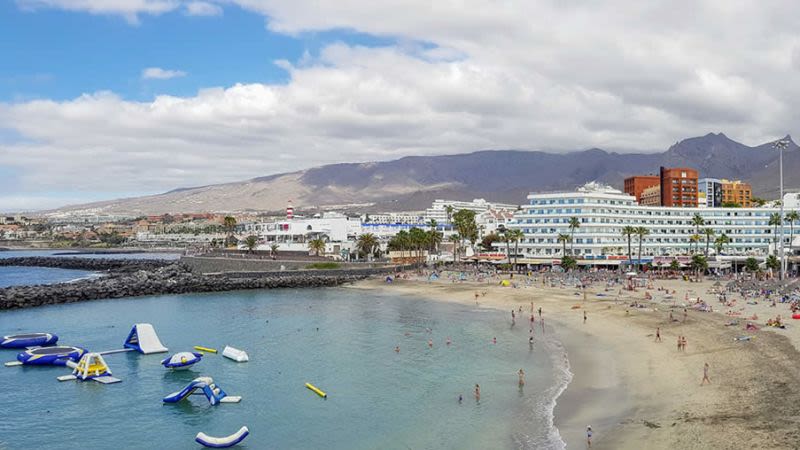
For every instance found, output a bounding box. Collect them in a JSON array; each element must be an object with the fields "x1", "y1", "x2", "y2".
[{"x1": 0, "y1": 266, "x2": 570, "y2": 449}]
